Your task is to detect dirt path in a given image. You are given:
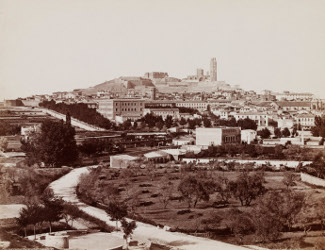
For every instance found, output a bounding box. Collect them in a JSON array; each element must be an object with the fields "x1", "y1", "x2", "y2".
[{"x1": 49, "y1": 166, "x2": 247, "y2": 250}]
